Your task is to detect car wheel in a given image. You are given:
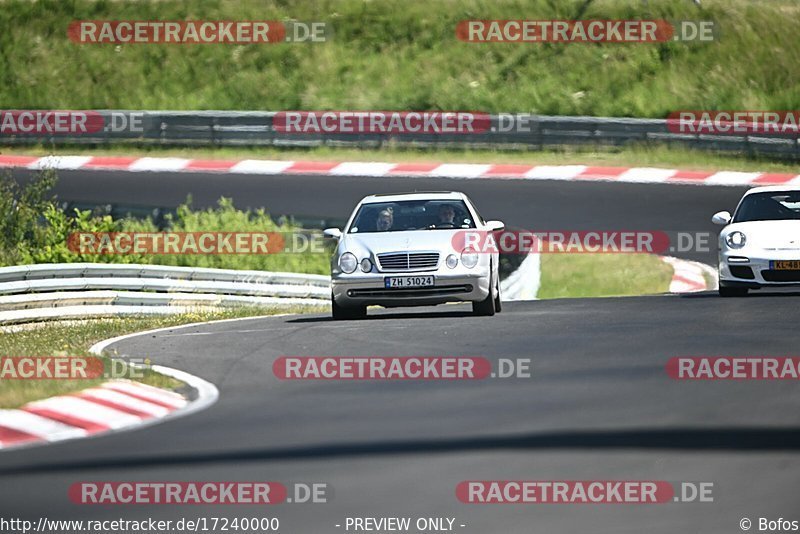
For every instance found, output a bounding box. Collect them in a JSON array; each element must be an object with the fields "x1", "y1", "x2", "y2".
[
  {"x1": 719, "y1": 286, "x2": 748, "y2": 297},
  {"x1": 332, "y1": 296, "x2": 367, "y2": 319},
  {"x1": 473, "y1": 274, "x2": 496, "y2": 316},
  {"x1": 493, "y1": 275, "x2": 502, "y2": 313}
]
